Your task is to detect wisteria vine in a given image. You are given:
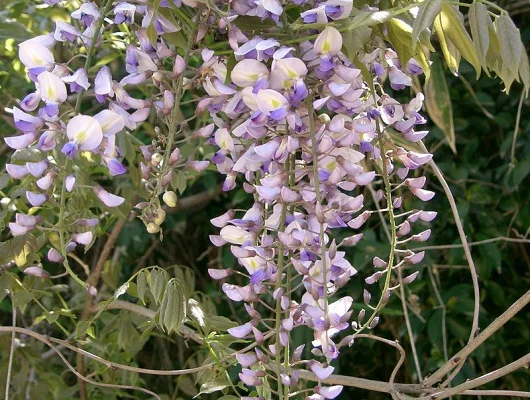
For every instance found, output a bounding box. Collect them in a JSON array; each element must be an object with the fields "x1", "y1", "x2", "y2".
[{"x1": 5, "y1": 1, "x2": 442, "y2": 398}]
